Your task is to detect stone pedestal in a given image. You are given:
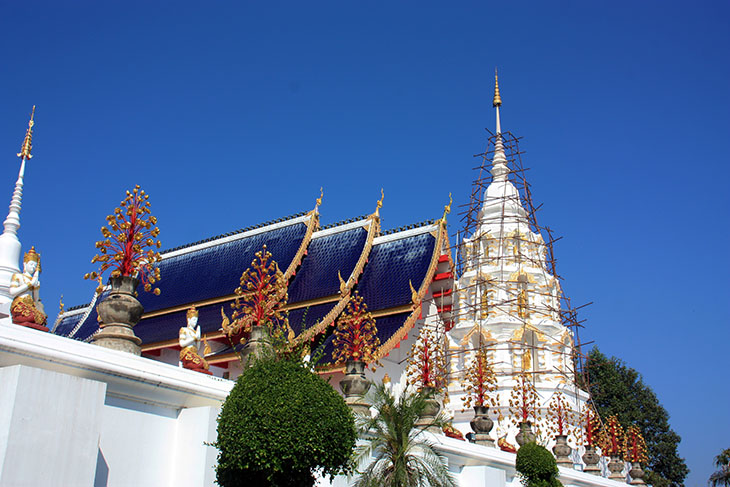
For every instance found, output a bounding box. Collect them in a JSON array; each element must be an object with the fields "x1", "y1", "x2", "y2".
[
  {"x1": 91, "y1": 276, "x2": 143, "y2": 355},
  {"x1": 629, "y1": 462, "x2": 646, "y2": 485},
  {"x1": 339, "y1": 360, "x2": 371, "y2": 416},
  {"x1": 553, "y1": 434, "x2": 573, "y2": 467},
  {"x1": 470, "y1": 405, "x2": 494, "y2": 447},
  {"x1": 415, "y1": 387, "x2": 441, "y2": 434},
  {"x1": 582, "y1": 445, "x2": 601, "y2": 475},
  {"x1": 240, "y1": 325, "x2": 272, "y2": 368},
  {"x1": 515, "y1": 421, "x2": 536, "y2": 446},
  {"x1": 608, "y1": 455, "x2": 625, "y2": 481}
]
